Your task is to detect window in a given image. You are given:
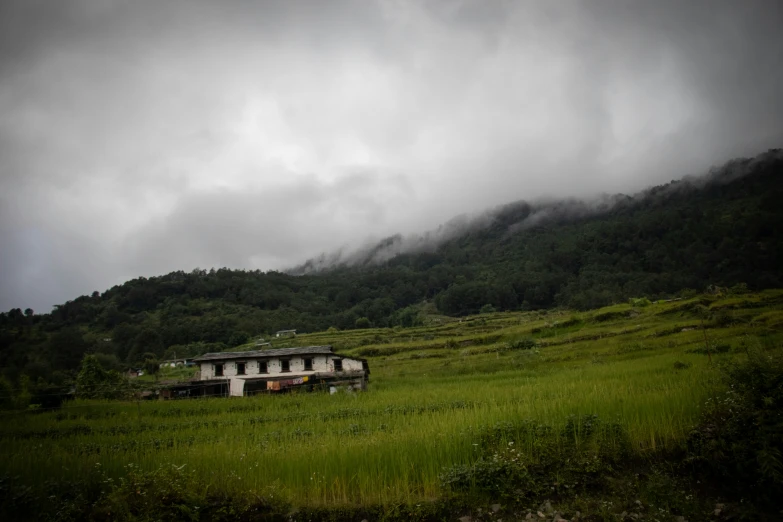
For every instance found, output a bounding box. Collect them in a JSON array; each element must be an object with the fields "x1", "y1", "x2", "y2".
[
  {"x1": 281, "y1": 359, "x2": 290, "y2": 373},
  {"x1": 258, "y1": 361, "x2": 267, "y2": 374},
  {"x1": 333, "y1": 358, "x2": 343, "y2": 372},
  {"x1": 214, "y1": 363, "x2": 223, "y2": 377},
  {"x1": 236, "y1": 362, "x2": 245, "y2": 375},
  {"x1": 303, "y1": 358, "x2": 313, "y2": 371}
]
